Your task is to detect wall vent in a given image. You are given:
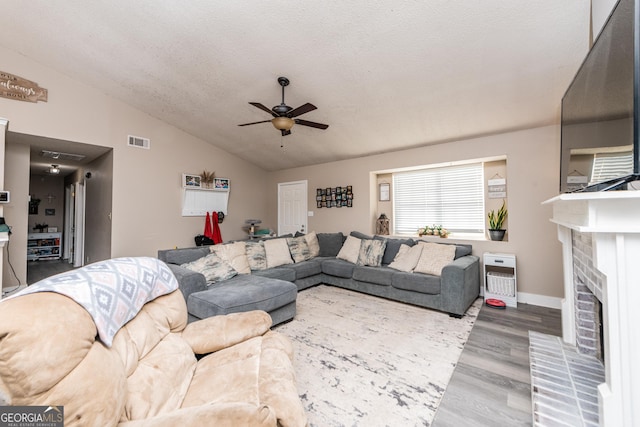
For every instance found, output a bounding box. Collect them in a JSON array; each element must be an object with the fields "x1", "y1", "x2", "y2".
[{"x1": 127, "y1": 135, "x2": 150, "y2": 149}]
